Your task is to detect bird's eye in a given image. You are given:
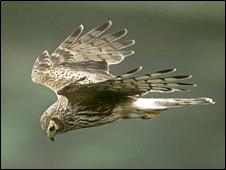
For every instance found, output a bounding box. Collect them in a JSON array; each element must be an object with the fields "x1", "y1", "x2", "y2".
[{"x1": 49, "y1": 126, "x2": 55, "y2": 131}]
